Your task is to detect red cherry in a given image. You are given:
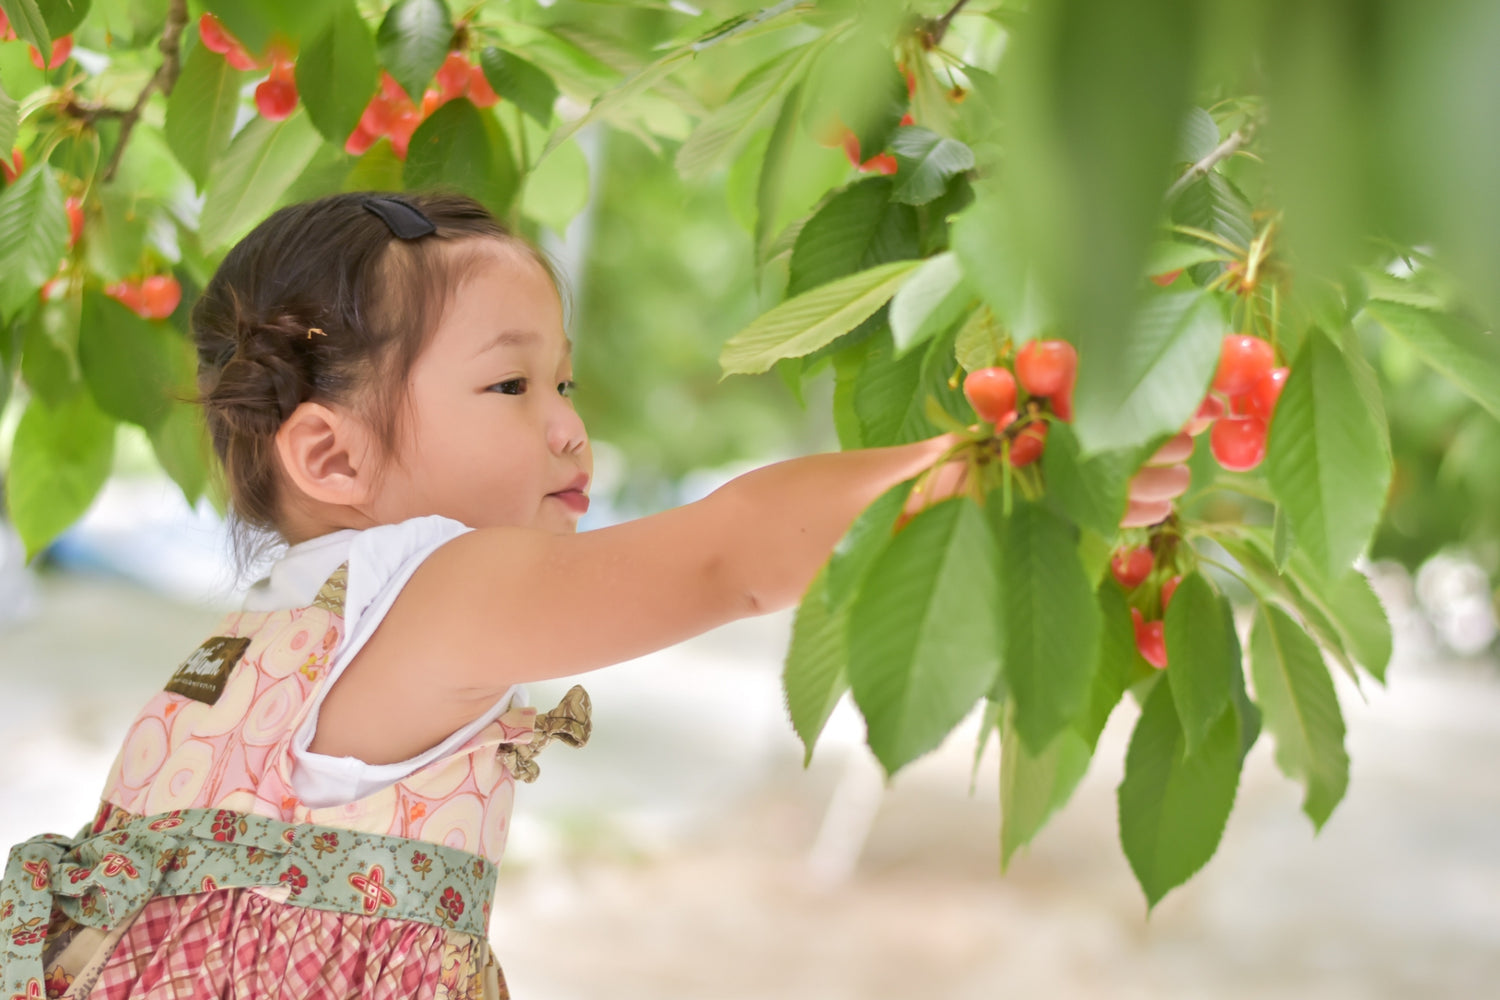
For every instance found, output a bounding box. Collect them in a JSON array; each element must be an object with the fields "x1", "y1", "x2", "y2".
[
  {"x1": 1008, "y1": 421, "x2": 1048, "y2": 467},
  {"x1": 29, "y1": 35, "x2": 73, "y2": 70},
  {"x1": 1210, "y1": 415, "x2": 1268, "y2": 471},
  {"x1": 421, "y1": 87, "x2": 444, "y2": 118},
  {"x1": 0, "y1": 9, "x2": 13, "y2": 41},
  {"x1": 436, "y1": 51, "x2": 470, "y2": 100},
  {"x1": 1051, "y1": 381, "x2": 1074, "y2": 422},
  {"x1": 226, "y1": 44, "x2": 260, "y2": 71},
  {"x1": 1015, "y1": 339, "x2": 1078, "y2": 398},
  {"x1": 1150, "y1": 269, "x2": 1182, "y2": 287},
  {"x1": 254, "y1": 76, "x2": 298, "y2": 121},
  {"x1": 1110, "y1": 547, "x2": 1154, "y2": 589},
  {"x1": 903, "y1": 66, "x2": 916, "y2": 97},
  {"x1": 199, "y1": 13, "x2": 234, "y2": 54},
  {"x1": 1, "y1": 148, "x2": 23, "y2": 184},
  {"x1": 1246, "y1": 366, "x2": 1289, "y2": 421},
  {"x1": 345, "y1": 122, "x2": 379, "y2": 156},
  {"x1": 469, "y1": 65, "x2": 499, "y2": 108},
  {"x1": 1131, "y1": 608, "x2": 1168, "y2": 669},
  {"x1": 842, "y1": 131, "x2": 862, "y2": 167},
  {"x1": 140, "y1": 275, "x2": 182, "y2": 320},
  {"x1": 65, "y1": 197, "x2": 83, "y2": 247},
  {"x1": 863, "y1": 153, "x2": 898, "y2": 175},
  {"x1": 899, "y1": 112, "x2": 915, "y2": 127},
  {"x1": 359, "y1": 95, "x2": 397, "y2": 136},
  {"x1": 380, "y1": 71, "x2": 409, "y2": 103},
  {"x1": 390, "y1": 109, "x2": 421, "y2": 160},
  {"x1": 963, "y1": 367, "x2": 1017, "y2": 425},
  {"x1": 1162, "y1": 575, "x2": 1182, "y2": 611},
  {"x1": 1212, "y1": 334, "x2": 1276, "y2": 396},
  {"x1": 1185, "y1": 393, "x2": 1225, "y2": 436},
  {"x1": 105, "y1": 281, "x2": 149, "y2": 318}
]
